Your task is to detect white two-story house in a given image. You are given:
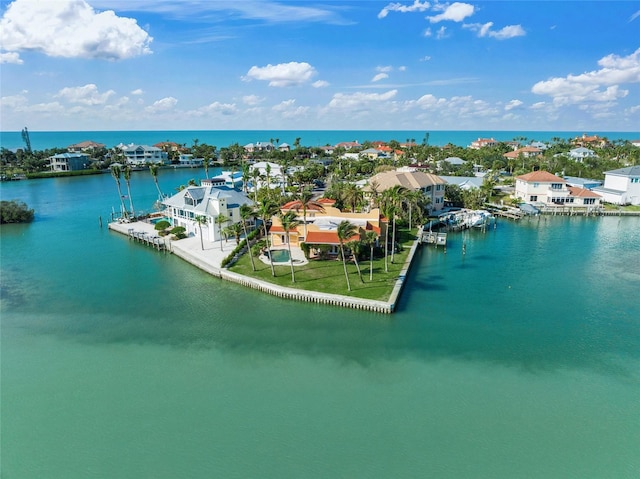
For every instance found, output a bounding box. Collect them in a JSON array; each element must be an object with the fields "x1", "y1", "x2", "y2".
[
  {"x1": 592, "y1": 166, "x2": 640, "y2": 205},
  {"x1": 515, "y1": 171, "x2": 571, "y2": 205},
  {"x1": 162, "y1": 186, "x2": 253, "y2": 242},
  {"x1": 119, "y1": 144, "x2": 169, "y2": 166}
]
